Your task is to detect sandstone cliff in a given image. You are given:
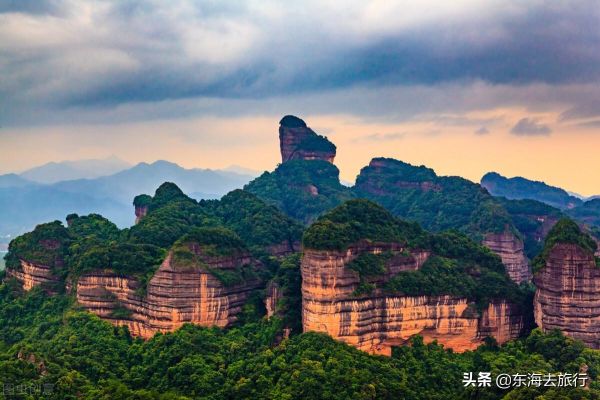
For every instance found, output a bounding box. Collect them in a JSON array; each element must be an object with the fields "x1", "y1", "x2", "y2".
[
  {"x1": 74, "y1": 251, "x2": 262, "y2": 338},
  {"x1": 534, "y1": 243, "x2": 600, "y2": 348},
  {"x1": 354, "y1": 158, "x2": 531, "y2": 284},
  {"x1": 5, "y1": 259, "x2": 62, "y2": 293},
  {"x1": 279, "y1": 115, "x2": 336, "y2": 163},
  {"x1": 302, "y1": 243, "x2": 524, "y2": 355},
  {"x1": 483, "y1": 232, "x2": 532, "y2": 283}
]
